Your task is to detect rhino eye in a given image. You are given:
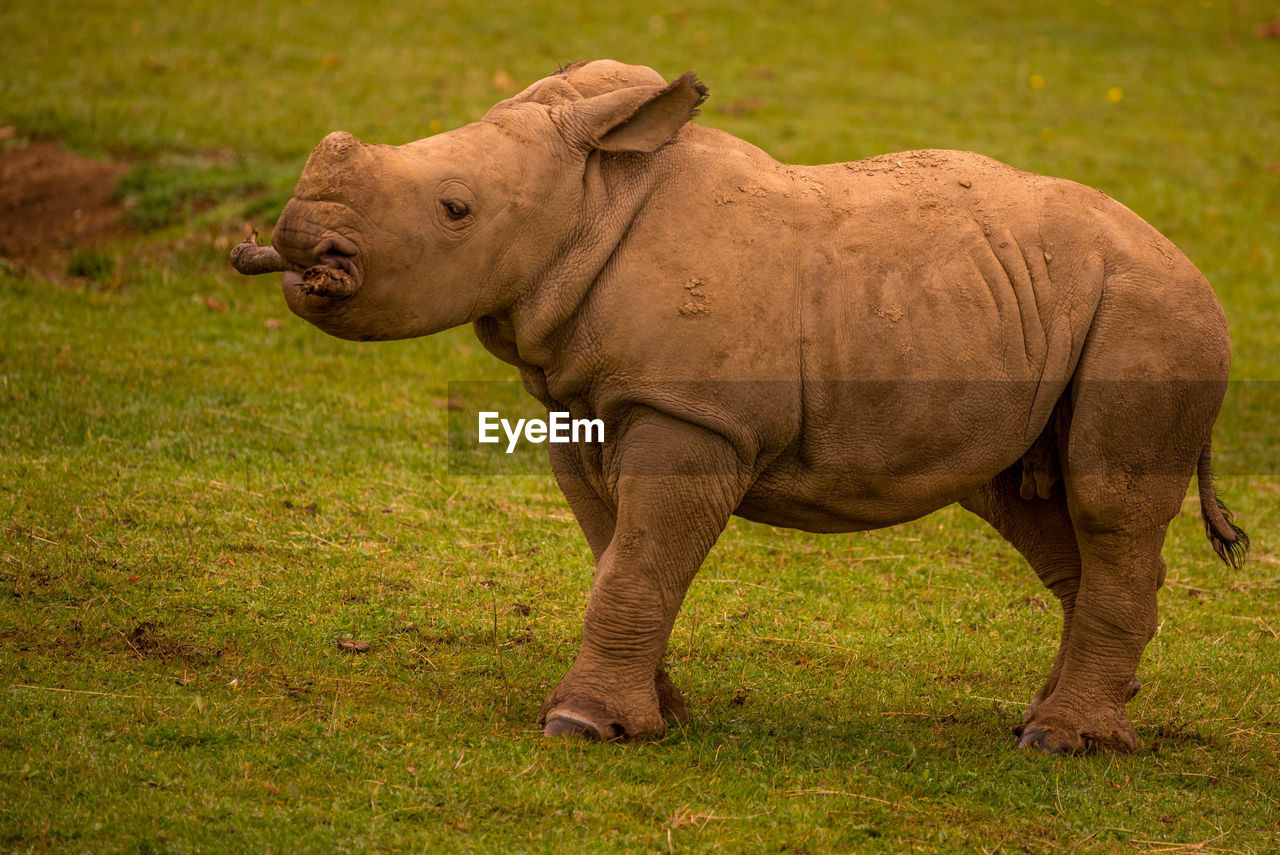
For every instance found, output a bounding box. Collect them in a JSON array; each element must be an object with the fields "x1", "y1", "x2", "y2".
[{"x1": 441, "y1": 199, "x2": 470, "y2": 221}]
